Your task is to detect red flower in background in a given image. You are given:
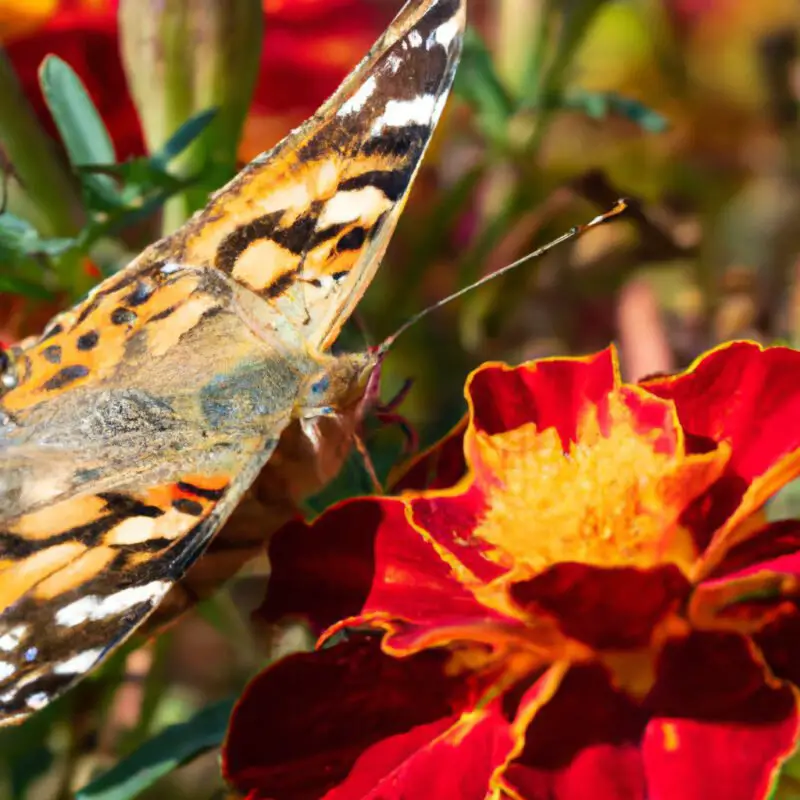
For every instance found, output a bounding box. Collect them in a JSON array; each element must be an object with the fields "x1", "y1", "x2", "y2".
[
  {"x1": 224, "y1": 343, "x2": 800, "y2": 800},
  {"x1": 2, "y1": 0, "x2": 392, "y2": 161}
]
